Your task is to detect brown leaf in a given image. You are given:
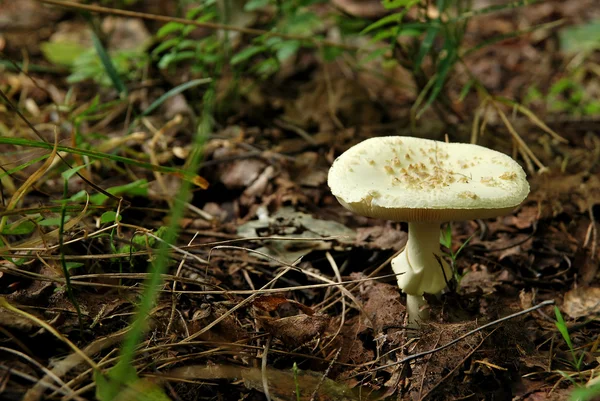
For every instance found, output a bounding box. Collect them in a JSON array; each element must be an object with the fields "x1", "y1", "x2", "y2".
[
  {"x1": 253, "y1": 295, "x2": 314, "y2": 315},
  {"x1": 260, "y1": 314, "x2": 329, "y2": 348},
  {"x1": 355, "y1": 226, "x2": 407, "y2": 251},
  {"x1": 563, "y1": 287, "x2": 600, "y2": 318},
  {"x1": 361, "y1": 281, "x2": 405, "y2": 333},
  {"x1": 168, "y1": 364, "x2": 379, "y2": 401}
]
